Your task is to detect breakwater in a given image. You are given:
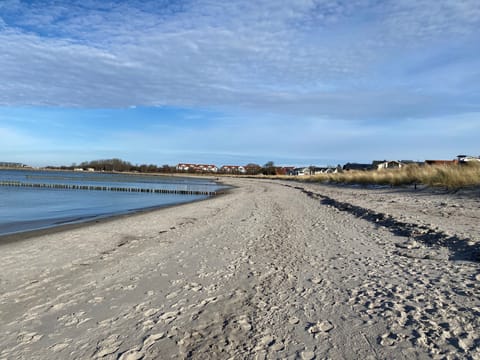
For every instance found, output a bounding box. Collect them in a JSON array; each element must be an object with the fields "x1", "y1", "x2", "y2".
[{"x1": 0, "y1": 181, "x2": 220, "y2": 196}]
